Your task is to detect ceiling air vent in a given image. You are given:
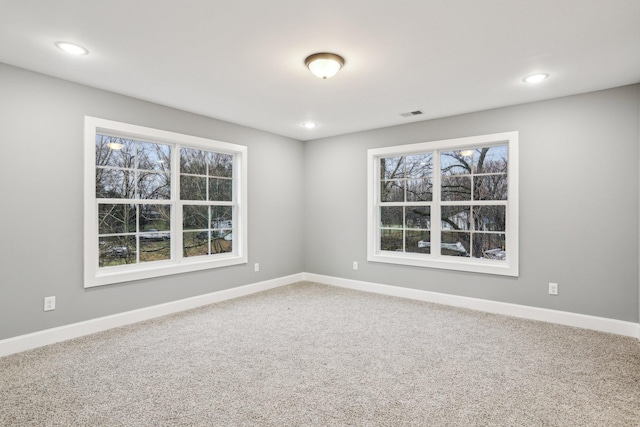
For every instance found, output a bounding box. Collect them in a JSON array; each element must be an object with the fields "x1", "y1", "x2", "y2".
[{"x1": 400, "y1": 110, "x2": 423, "y2": 118}]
